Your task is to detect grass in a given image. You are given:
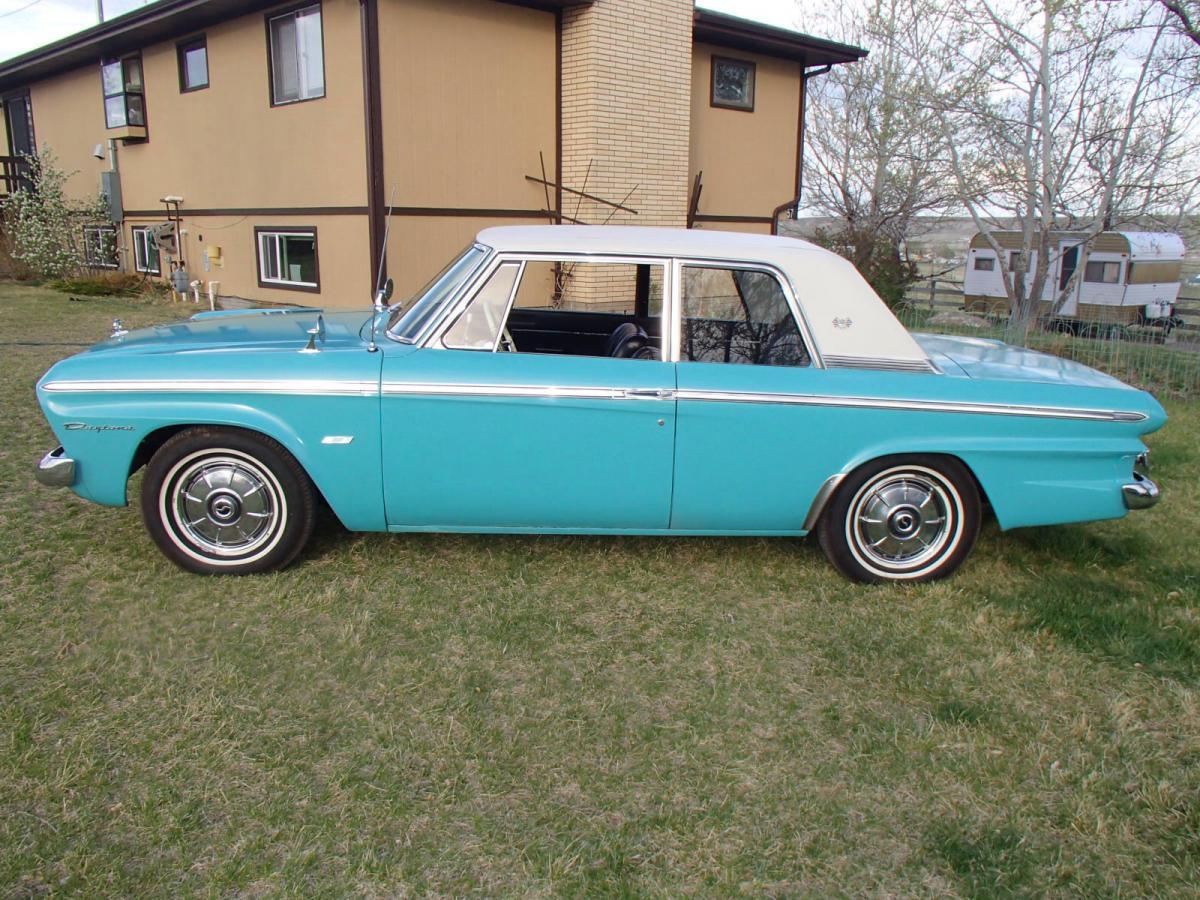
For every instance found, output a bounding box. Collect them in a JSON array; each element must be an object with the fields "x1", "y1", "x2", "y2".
[{"x1": 2, "y1": 282, "x2": 1199, "y2": 895}]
